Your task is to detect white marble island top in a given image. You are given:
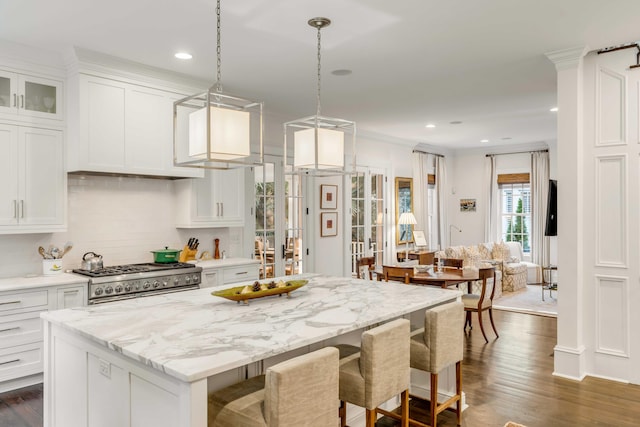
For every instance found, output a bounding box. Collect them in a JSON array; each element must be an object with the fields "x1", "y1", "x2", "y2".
[{"x1": 42, "y1": 274, "x2": 460, "y2": 383}]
